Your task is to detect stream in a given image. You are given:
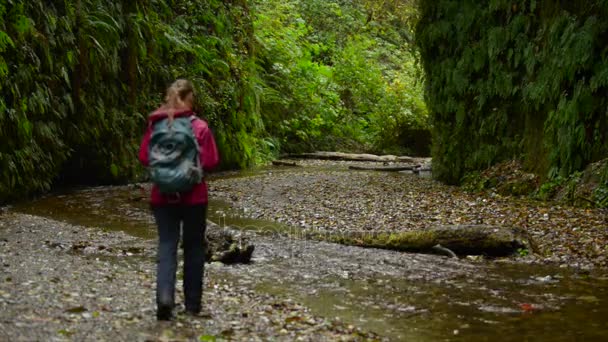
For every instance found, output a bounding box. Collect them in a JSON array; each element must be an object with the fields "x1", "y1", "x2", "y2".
[{"x1": 12, "y1": 167, "x2": 608, "y2": 341}]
